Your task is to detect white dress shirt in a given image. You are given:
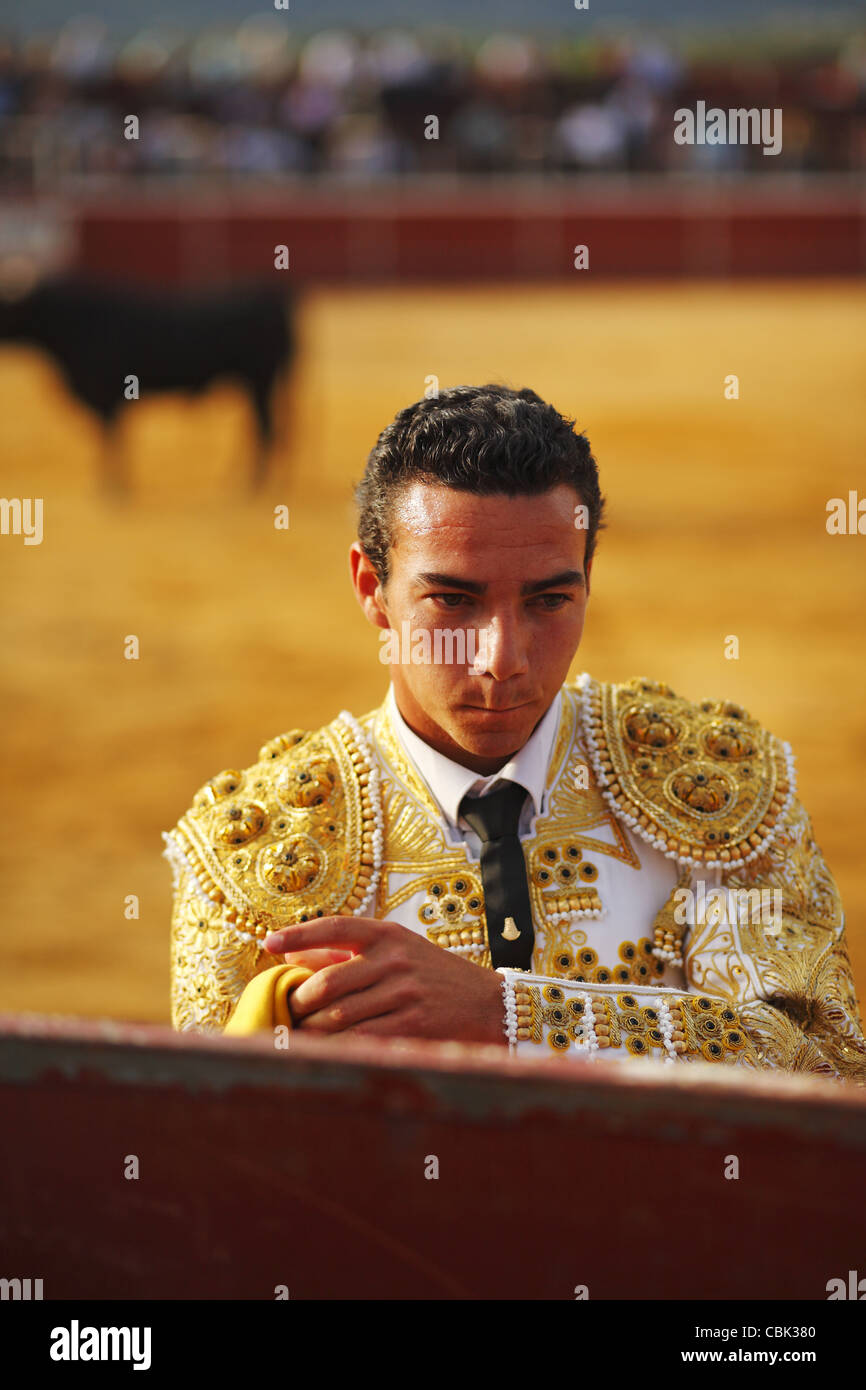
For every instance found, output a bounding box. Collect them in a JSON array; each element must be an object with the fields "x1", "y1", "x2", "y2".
[{"x1": 386, "y1": 684, "x2": 562, "y2": 858}]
